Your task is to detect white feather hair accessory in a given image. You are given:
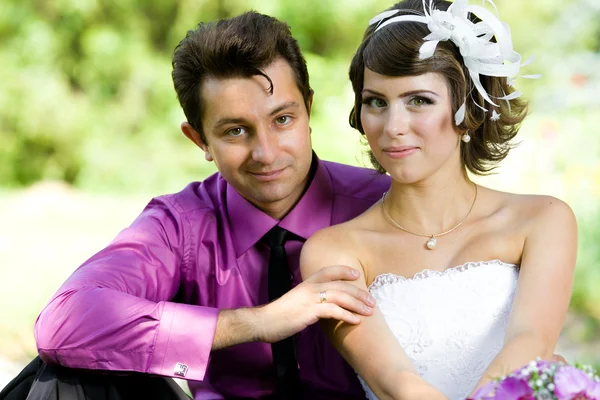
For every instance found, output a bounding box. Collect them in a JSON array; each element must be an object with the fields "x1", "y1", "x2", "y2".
[{"x1": 369, "y1": 0, "x2": 540, "y2": 125}]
